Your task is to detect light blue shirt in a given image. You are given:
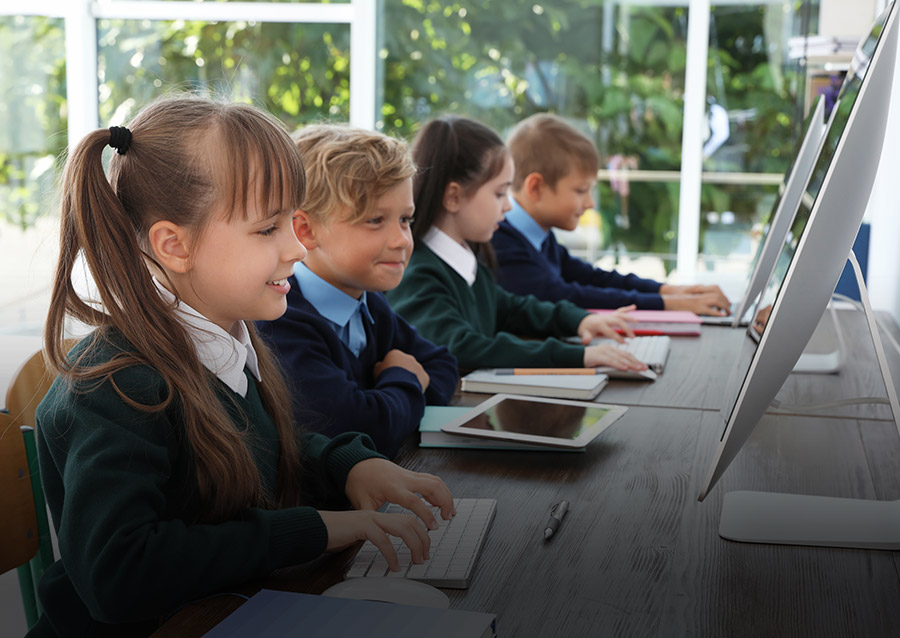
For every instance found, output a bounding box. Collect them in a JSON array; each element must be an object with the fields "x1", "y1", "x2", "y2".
[
  {"x1": 506, "y1": 199, "x2": 550, "y2": 251},
  {"x1": 293, "y1": 263, "x2": 375, "y2": 357}
]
